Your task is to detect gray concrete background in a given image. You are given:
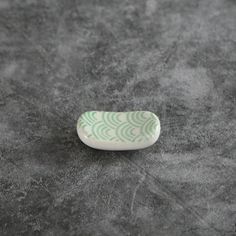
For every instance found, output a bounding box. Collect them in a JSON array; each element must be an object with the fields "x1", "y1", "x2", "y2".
[{"x1": 0, "y1": 0, "x2": 236, "y2": 235}]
